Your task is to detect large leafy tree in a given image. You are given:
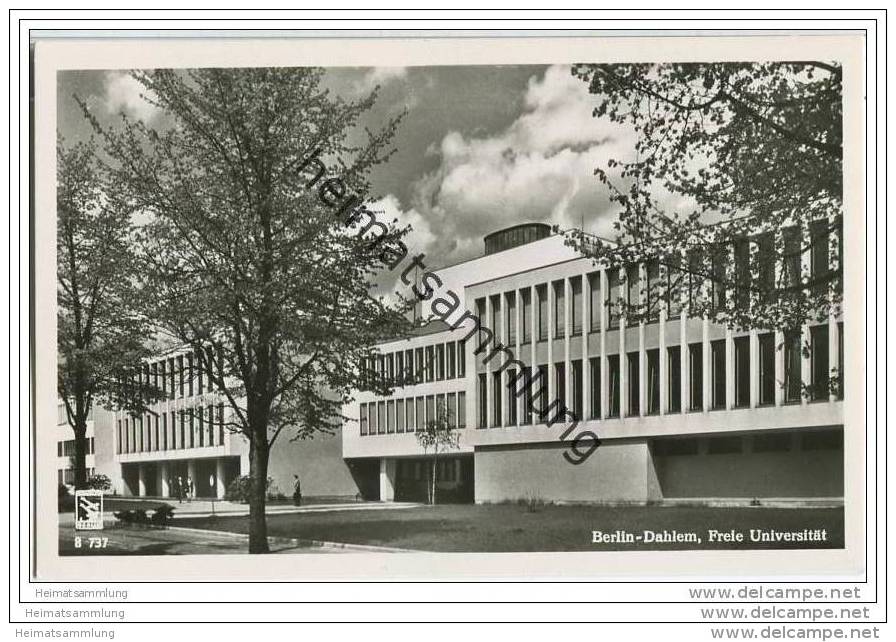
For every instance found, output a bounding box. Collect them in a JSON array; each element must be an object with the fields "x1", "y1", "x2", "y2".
[
  {"x1": 82, "y1": 68, "x2": 410, "y2": 553},
  {"x1": 57, "y1": 137, "x2": 157, "y2": 489},
  {"x1": 564, "y1": 62, "x2": 842, "y2": 339}
]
